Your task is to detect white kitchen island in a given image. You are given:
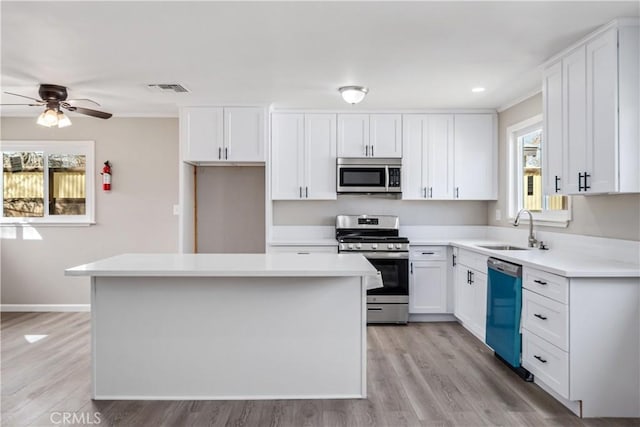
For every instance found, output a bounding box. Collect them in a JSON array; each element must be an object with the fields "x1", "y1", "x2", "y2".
[{"x1": 66, "y1": 253, "x2": 379, "y2": 400}]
